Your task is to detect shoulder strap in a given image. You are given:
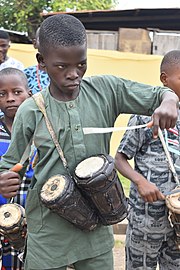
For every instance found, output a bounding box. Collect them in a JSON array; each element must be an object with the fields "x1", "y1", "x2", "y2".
[{"x1": 32, "y1": 92, "x2": 69, "y2": 171}]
